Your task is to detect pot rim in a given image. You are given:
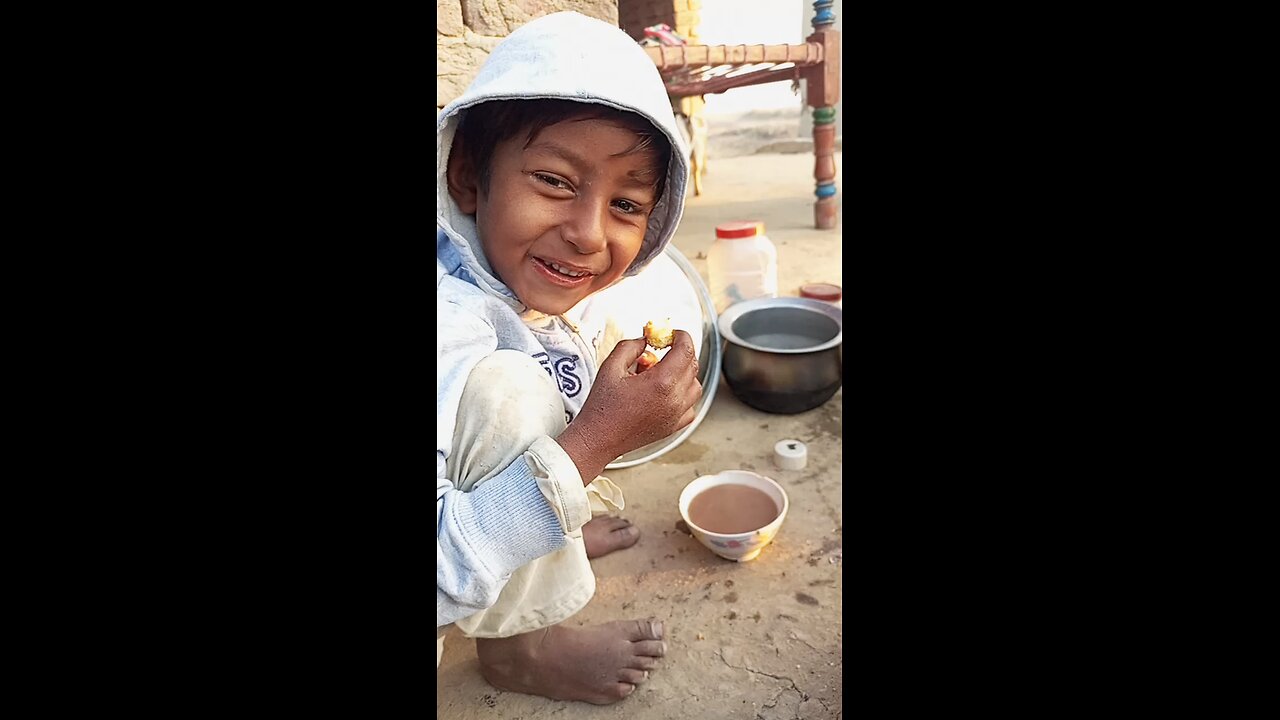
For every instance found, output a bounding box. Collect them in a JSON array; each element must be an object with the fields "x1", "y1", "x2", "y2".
[{"x1": 718, "y1": 297, "x2": 843, "y2": 354}]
